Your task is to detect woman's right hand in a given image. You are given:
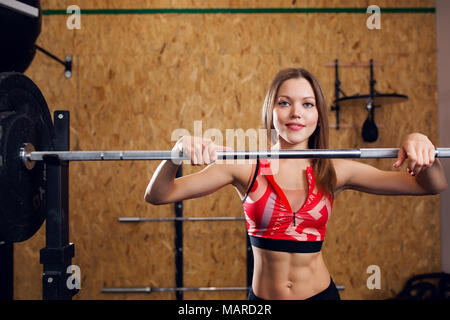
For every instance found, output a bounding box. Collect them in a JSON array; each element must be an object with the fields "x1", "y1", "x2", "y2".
[{"x1": 171, "y1": 136, "x2": 232, "y2": 165}]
